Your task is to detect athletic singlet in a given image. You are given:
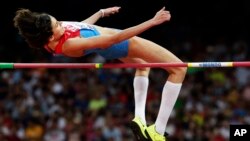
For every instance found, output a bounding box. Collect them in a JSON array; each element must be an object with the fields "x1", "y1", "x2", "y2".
[
  {"x1": 54, "y1": 21, "x2": 96, "y2": 54},
  {"x1": 53, "y1": 21, "x2": 129, "y2": 59}
]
